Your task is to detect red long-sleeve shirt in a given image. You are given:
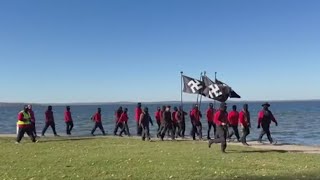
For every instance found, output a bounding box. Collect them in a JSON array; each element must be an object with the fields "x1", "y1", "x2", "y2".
[
  {"x1": 239, "y1": 111, "x2": 250, "y2": 127},
  {"x1": 258, "y1": 110, "x2": 277, "y2": 126},
  {"x1": 118, "y1": 113, "x2": 128, "y2": 123},
  {"x1": 206, "y1": 108, "x2": 214, "y2": 122},
  {"x1": 92, "y1": 113, "x2": 102, "y2": 123},
  {"x1": 135, "y1": 108, "x2": 143, "y2": 122},
  {"x1": 17, "y1": 111, "x2": 31, "y2": 128},
  {"x1": 228, "y1": 111, "x2": 239, "y2": 126},
  {"x1": 214, "y1": 110, "x2": 228, "y2": 126},
  {"x1": 45, "y1": 110, "x2": 54, "y2": 123},
  {"x1": 191, "y1": 109, "x2": 202, "y2": 122},
  {"x1": 64, "y1": 111, "x2": 73, "y2": 122},
  {"x1": 28, "y1": 110, "x2": 35, "y2": 123},
  {"x1": 172, "y1": 111, "x2": 178, "y2": 123},
  {"x1": 155, "y1": 111, "x2": 161, "y2": 123}
]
